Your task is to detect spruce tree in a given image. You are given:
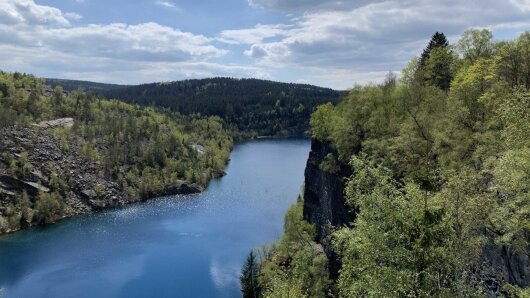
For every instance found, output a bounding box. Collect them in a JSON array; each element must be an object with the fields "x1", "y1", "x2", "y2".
[
  {"x1": 240, "y1": 250, "x2": 260, "y2": 298},
  {"x1": 418, "y1": 32, "x2": 454, "y2": 91},
  {"x1": 419, "y1": 32, "x2": 449, "y2": 68}
]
